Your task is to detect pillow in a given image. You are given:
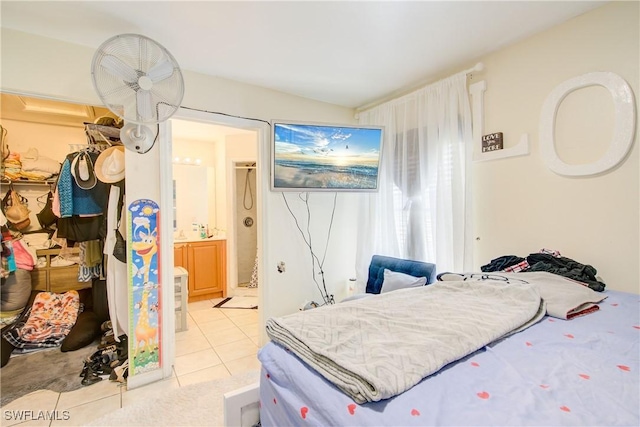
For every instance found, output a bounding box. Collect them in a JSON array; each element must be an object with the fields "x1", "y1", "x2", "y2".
[
  {"x1": 1, "y1": 269, "x2": 32, "y2": 312},
  {"x1": 61, "y1": 311, "x2": 101, "y2": 352},
  {"x1": 76, "y1": 288, "x2": 93, "y2": 312},
  {"x1": 381, "y1": 269, "x2": 427, "y2": 293},
  {"x1": 1, "y1": 336, "x2": 15, "y2": 367}
]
